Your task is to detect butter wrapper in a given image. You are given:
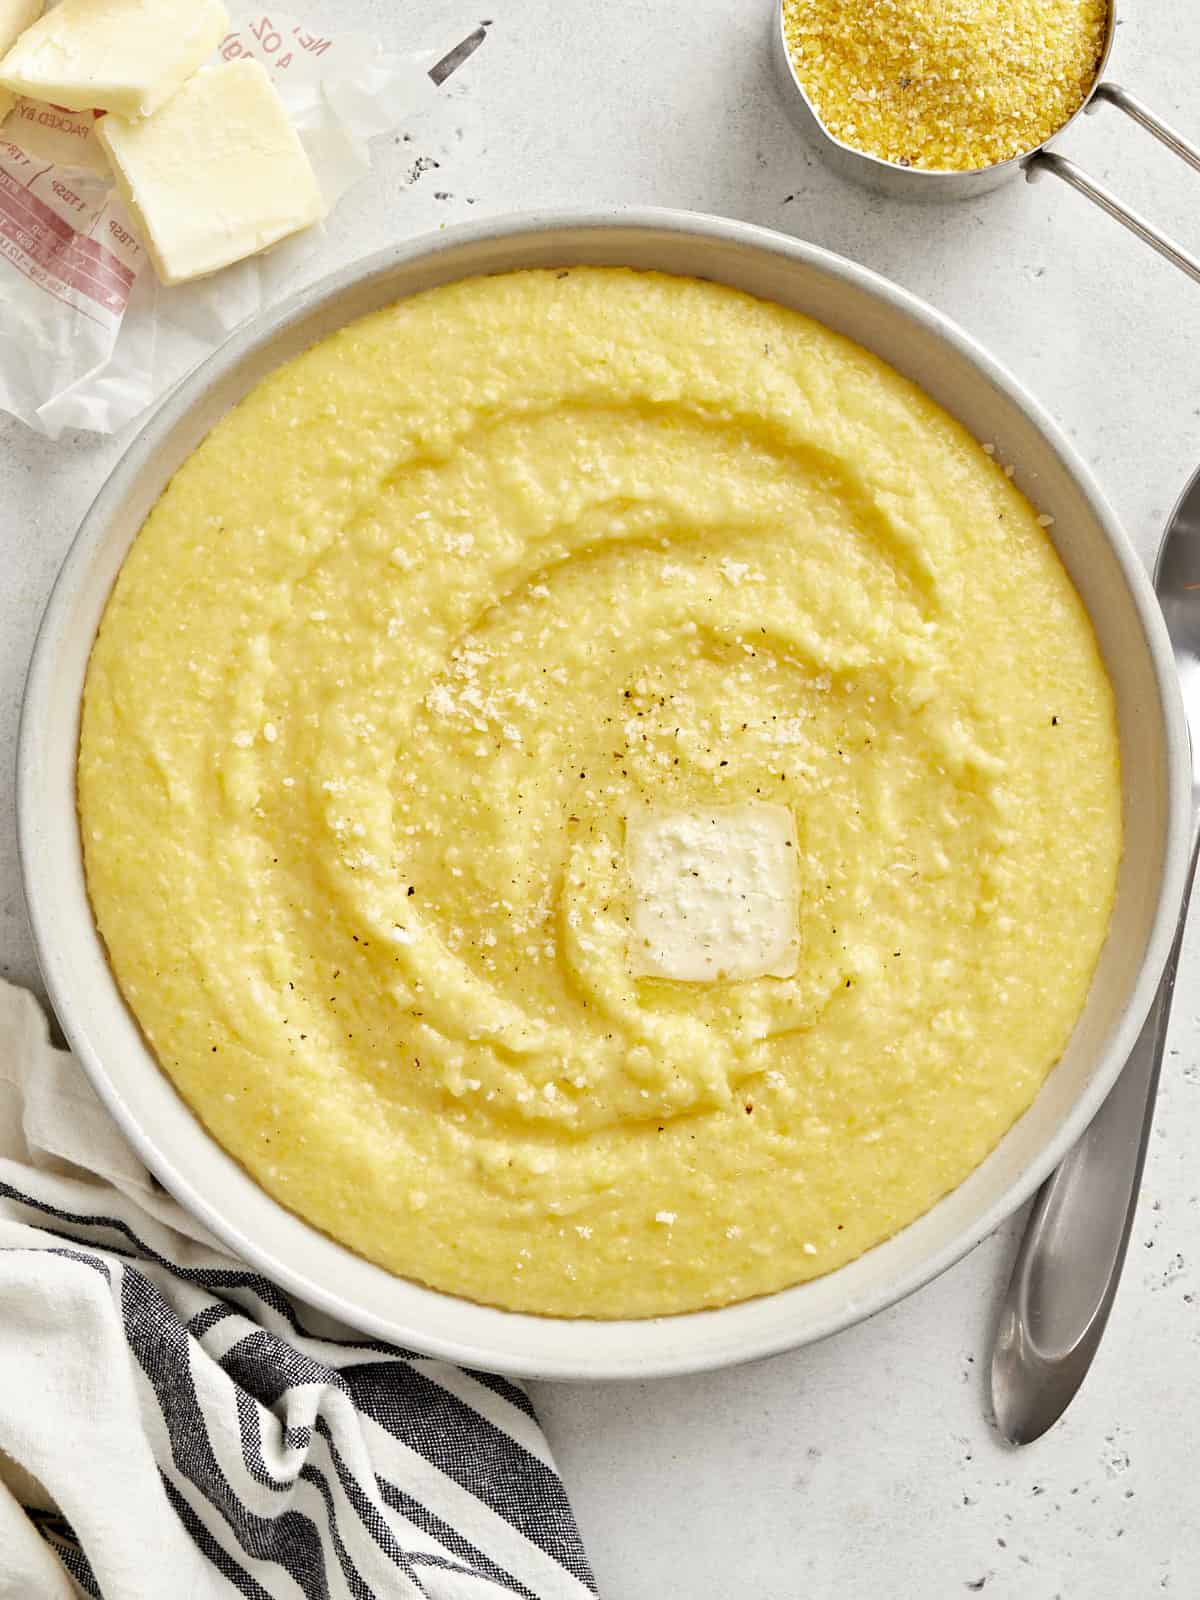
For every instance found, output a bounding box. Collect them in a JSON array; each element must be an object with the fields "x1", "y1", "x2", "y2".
[{"x1": 0, "y1": 9, "x2": 486, "y2": 438}]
